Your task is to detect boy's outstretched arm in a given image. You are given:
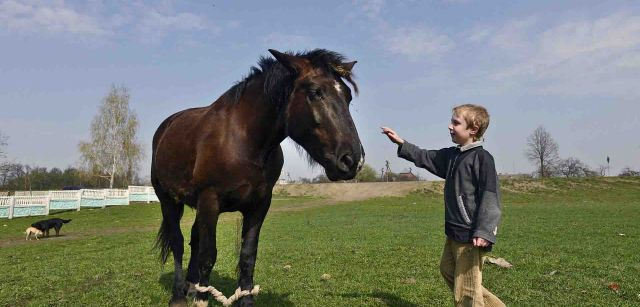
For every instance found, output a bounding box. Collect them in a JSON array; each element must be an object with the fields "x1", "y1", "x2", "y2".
[
  {"x1": 381, "y1": 127, "x2": 404, "y2": 144},
  {"x1": 381, "y1": 127, "x2": 449, "y2": 179}
]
